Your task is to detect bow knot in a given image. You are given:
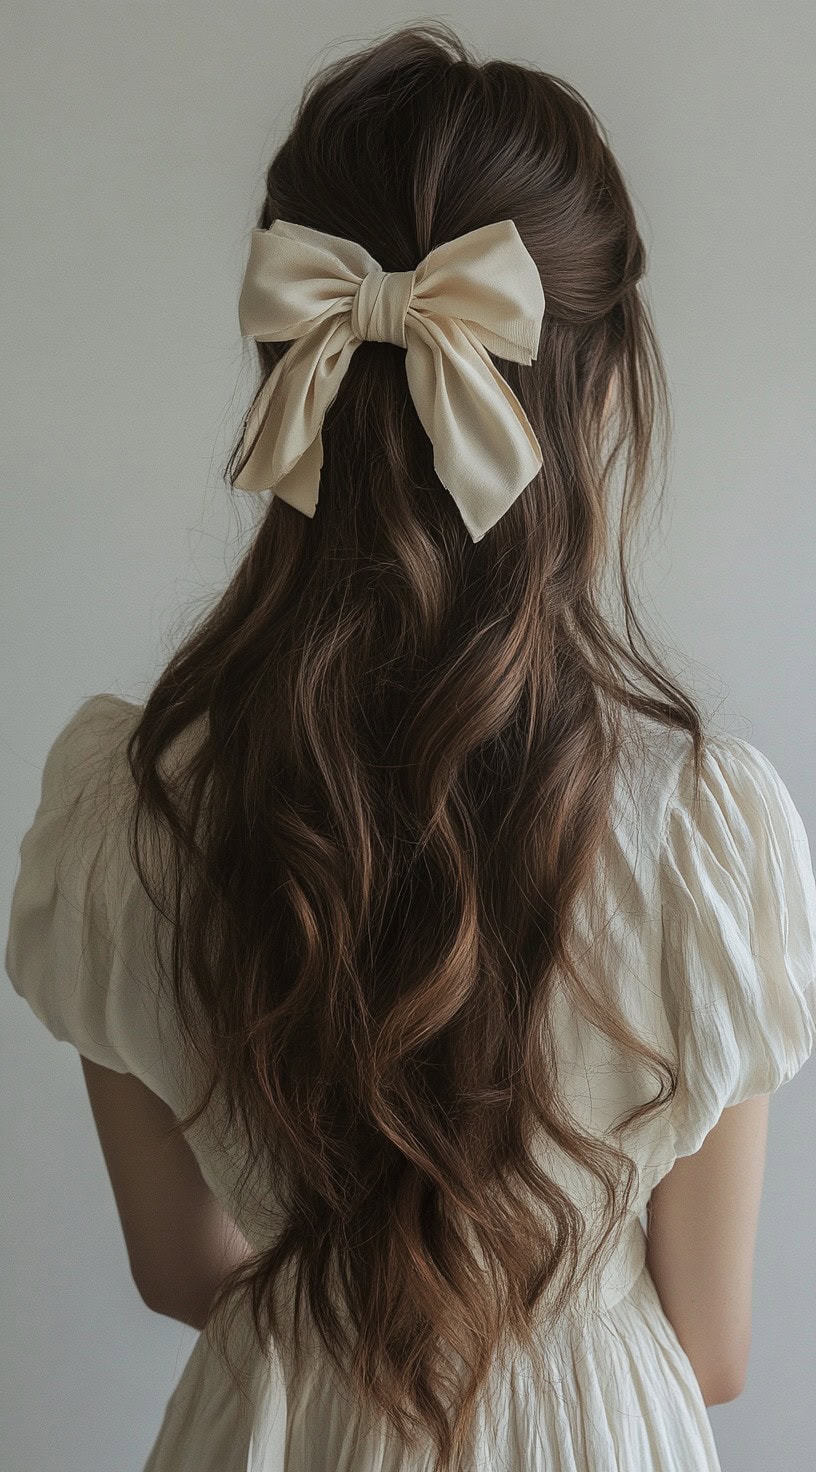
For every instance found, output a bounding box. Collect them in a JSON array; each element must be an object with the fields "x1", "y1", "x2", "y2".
[
  {"x1": 234, "y1": 217, "x2": 546, "y2": 542},
  {"x1": 351, "y1": 267, "x2": 416, "y2": 347}
]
